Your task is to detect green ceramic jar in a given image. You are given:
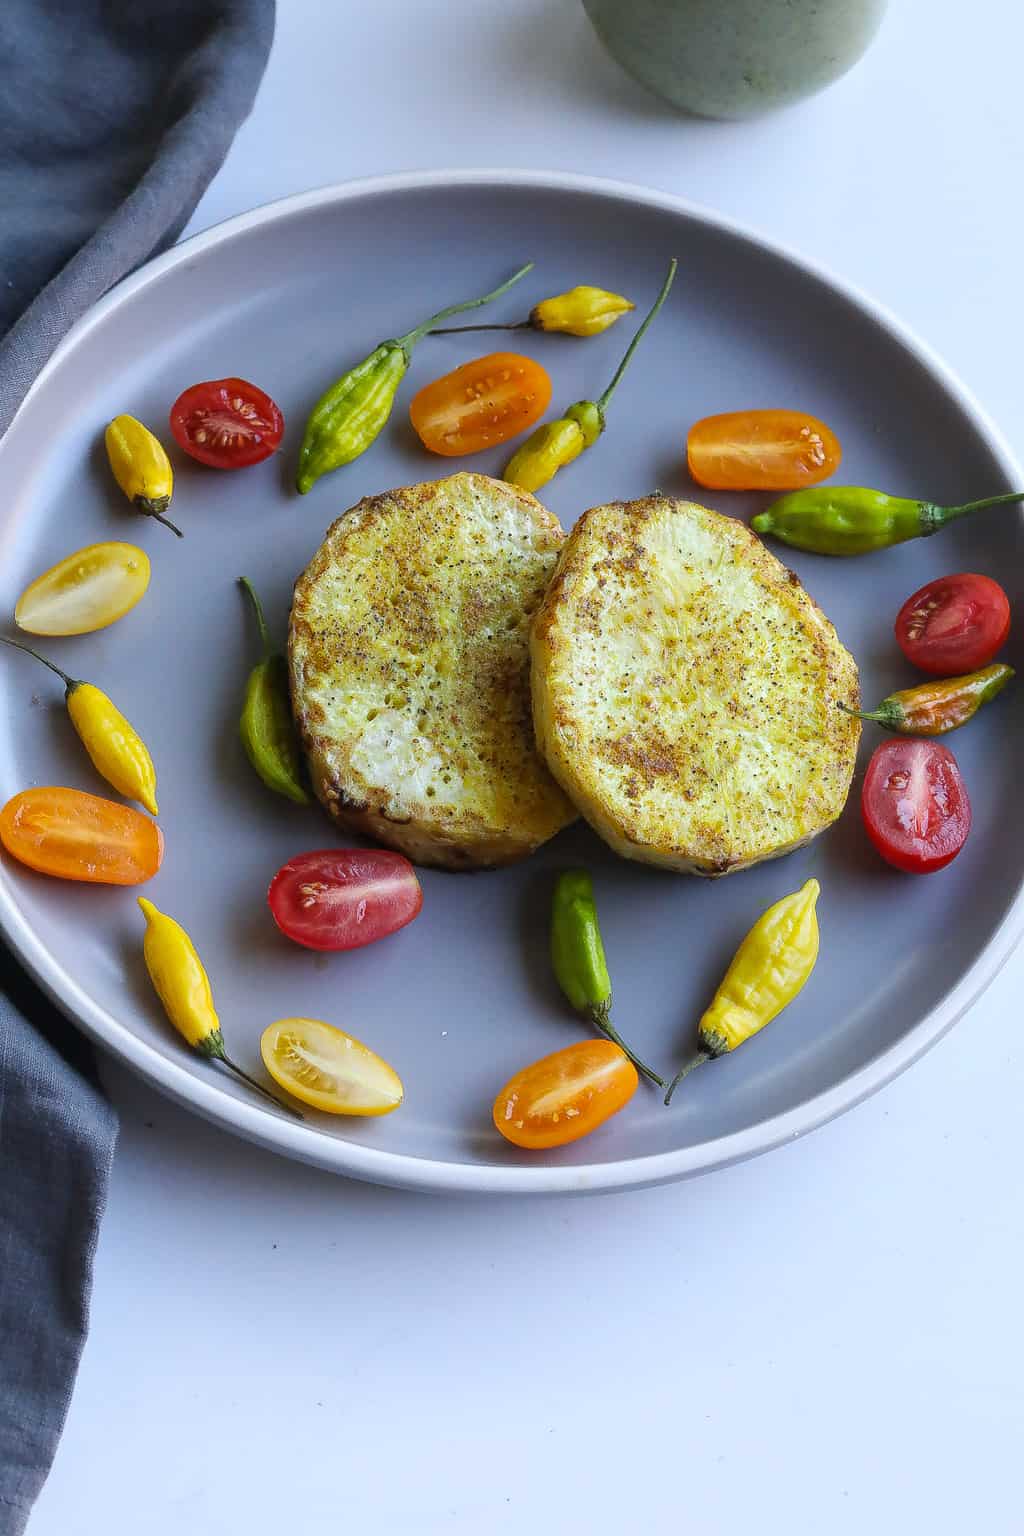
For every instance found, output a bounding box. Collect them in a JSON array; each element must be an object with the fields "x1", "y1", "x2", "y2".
[{"x1": 583, "y1": 0, "x2": 888, "y2": 119}]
